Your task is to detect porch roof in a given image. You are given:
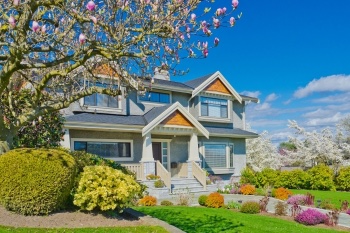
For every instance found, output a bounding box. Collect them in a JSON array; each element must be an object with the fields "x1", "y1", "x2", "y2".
[{"x1": 205, "y1": 126, "x2": 259, "y2": 138}]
